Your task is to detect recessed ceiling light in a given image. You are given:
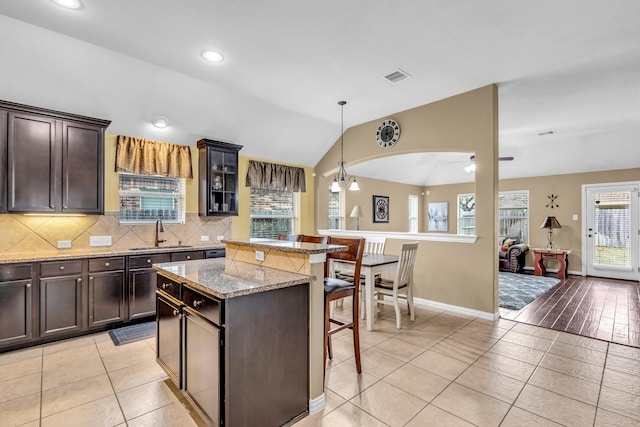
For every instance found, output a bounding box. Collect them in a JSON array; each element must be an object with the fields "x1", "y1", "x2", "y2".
[
  {"x1": 201, "y1": 50, "x2": 224, "y2": 63},
  {"x1": 152, "y1": 116, "x2": 169, "y2": 129},
  {"x1": 51, "y1": 0, "x2": 81, "y2": 9}
]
